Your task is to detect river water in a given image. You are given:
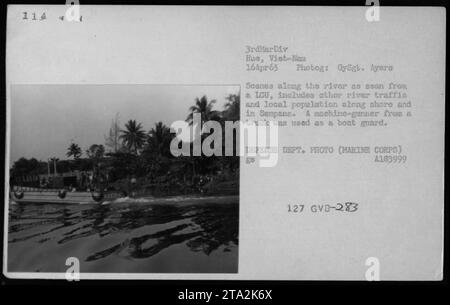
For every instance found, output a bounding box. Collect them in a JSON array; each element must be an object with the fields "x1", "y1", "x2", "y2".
[{"x1": 7, "y1": 196, "x2": 239, "y2": 273}]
